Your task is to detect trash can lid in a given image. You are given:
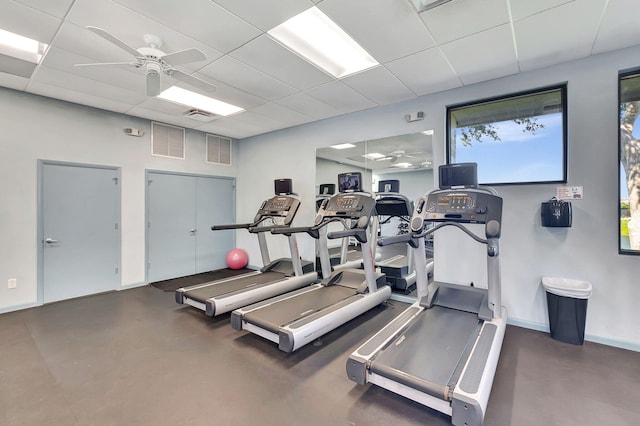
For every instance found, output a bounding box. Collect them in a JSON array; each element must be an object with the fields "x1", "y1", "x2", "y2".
[{"x1": 542, "y1": 277, "x2": 592, "y2": 299}]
